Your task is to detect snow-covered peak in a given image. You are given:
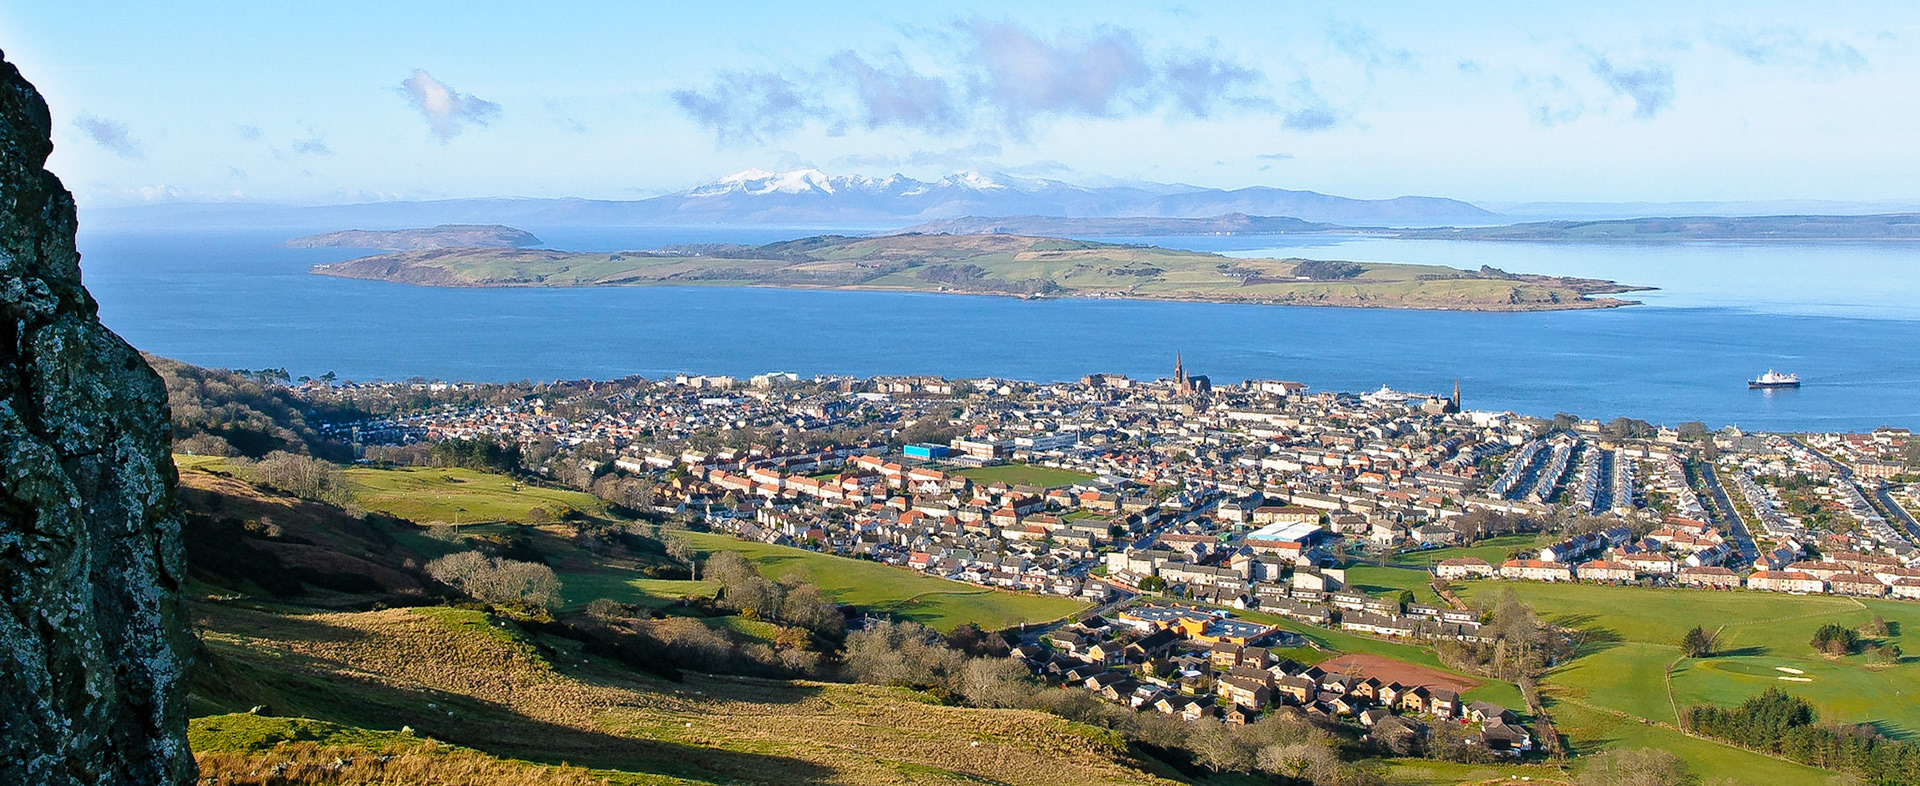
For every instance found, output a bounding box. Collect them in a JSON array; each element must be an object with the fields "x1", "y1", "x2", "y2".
[
  {"x1": 696, "y1": 168, "x2": 844, "y2": 196},
  {"x1": 937, "y1": 171, "x2": 1006, "y2": 190}
]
